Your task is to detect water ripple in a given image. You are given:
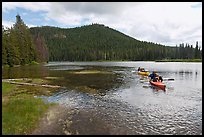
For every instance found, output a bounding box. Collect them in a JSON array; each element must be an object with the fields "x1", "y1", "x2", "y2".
[{"x1": 43, "y1": 86, "x2": 202, "y2": 135}]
